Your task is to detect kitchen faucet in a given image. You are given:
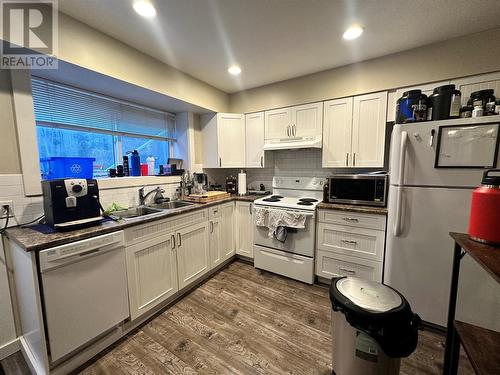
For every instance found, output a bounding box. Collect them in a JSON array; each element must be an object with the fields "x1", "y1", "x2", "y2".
[{"x1": 139, "y1": 186, "x2": 167, "y2": 205}]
